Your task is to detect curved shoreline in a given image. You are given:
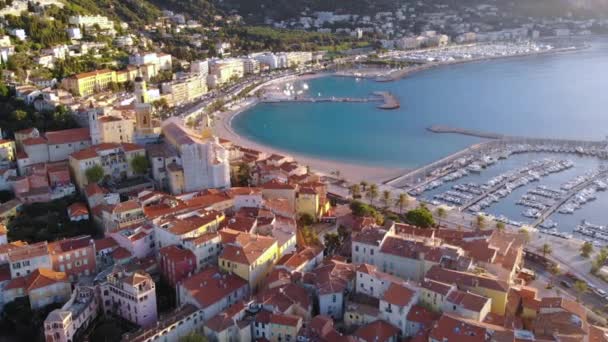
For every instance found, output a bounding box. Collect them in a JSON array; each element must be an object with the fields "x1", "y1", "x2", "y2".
[
  {"x1": 215, "y1": 99, "x2": 408, "y2": 183},
  {"x1": 215, "y1": 42, "x2": 590, "y2": 183}
]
